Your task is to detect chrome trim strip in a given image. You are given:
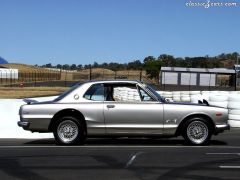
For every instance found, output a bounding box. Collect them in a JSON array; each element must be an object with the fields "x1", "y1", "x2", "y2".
[{"x1": 22, "y1": 115, "x2": 53, "y2": 119}]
